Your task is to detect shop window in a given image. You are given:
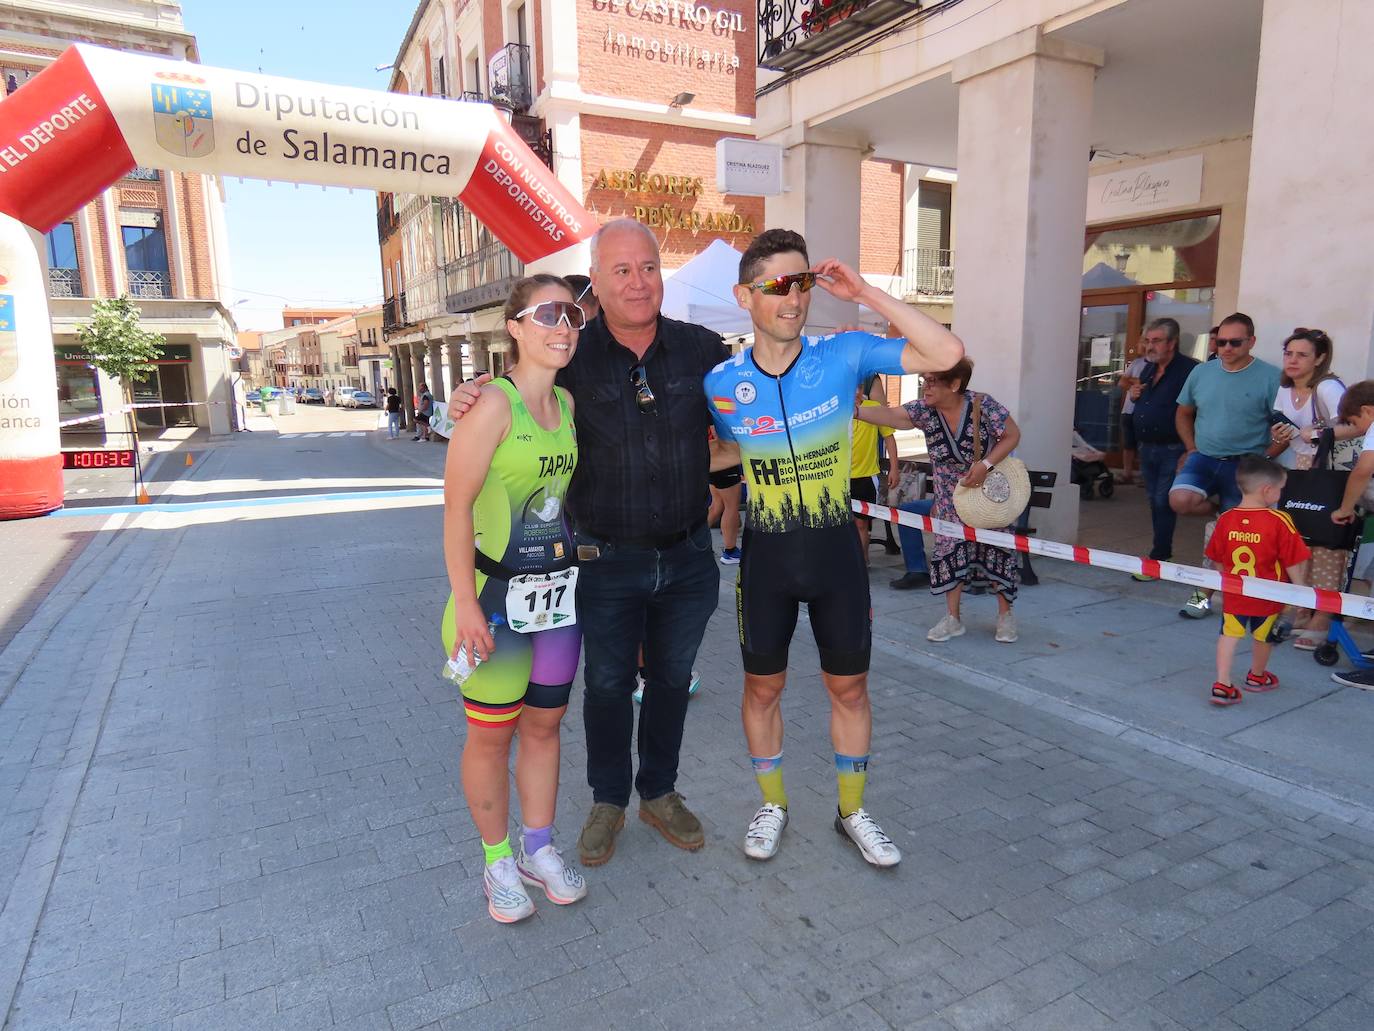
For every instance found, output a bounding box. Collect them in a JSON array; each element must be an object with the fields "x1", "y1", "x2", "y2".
[
  {"x1": 1146, "y1": 288, "x2": 1216, "y2": 363},
  {"x1": 56, "y1": 363, "x2": 101, "y2": 423},
  {"x1": 1083, "y1": 213, "x2": 1220, "y2": 289}
]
